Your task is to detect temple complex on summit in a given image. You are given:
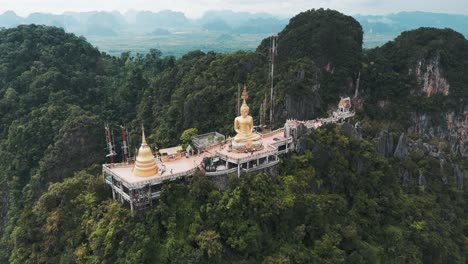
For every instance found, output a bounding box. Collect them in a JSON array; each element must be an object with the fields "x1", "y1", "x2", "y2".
[{"x1": 102, "y1": 85, "x2": 355, "y2": 211}]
